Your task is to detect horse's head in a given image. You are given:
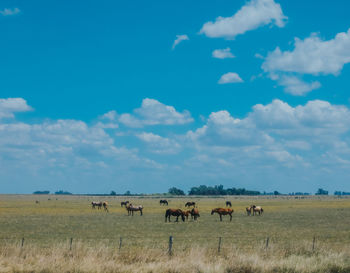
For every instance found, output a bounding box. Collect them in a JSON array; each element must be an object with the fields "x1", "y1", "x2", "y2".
[{"x1": 211, "y1": 209, "x2": 215, "y2": 215}]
